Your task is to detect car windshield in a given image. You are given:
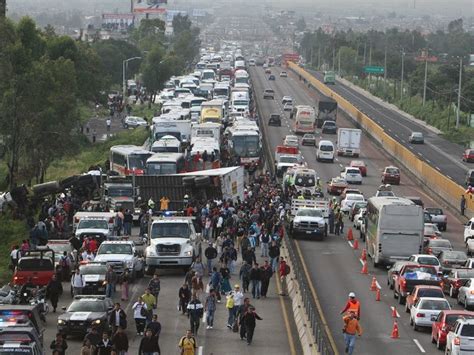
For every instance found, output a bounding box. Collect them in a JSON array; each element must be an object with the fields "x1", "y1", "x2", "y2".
[
  {"x1": 426, "y1": 208, "x2": 443, "y2": 215},
  {"x1": 107, "y1": 187, "x2": 133, "y2": 197},
  {"x1": 80, "y1": 265, "x2": 107, "y2": 275},
  {"x1": 128, "y1": 154, "x2": 150, "y2": 170},
  {"x1": 151, "y1": 222, "x2": 191, "y2": 239},
  {"x1": 385, "y1": 168, "x2": 399, "y2": 174},
  {"x1": 443, "y1": 251, "x2": 467, "y2": 260},
  {"x1": 18, "y1": 258, "x2": 53, "y2": 271},
  {"x1": 146, "y1": 162, "x2": 177, "y2": 175},
  {"x1": 446, "y1": 314, "x2": 474, "y2": 325},
  {"x1": 348, "y1": 195, "x2": 364, "y2": 201},
  {"x1": 420, "y1": 300, "x2": 450, "y2": 310},
  {"x1": 404, "y1": 266, "x2": 437, "y2": 275},
  {"x1": 67, "y1": 301, "x2": 107, "y2": 312},
  {"x1": 417, "y1": 257, "x2": 439, "y2": 265},
  {"x1": 431, "y1": 240, "x2": 451, "y2": 247},
  {"x1": 97, "y1": 244, "x2": 132, "y2": 255},
  {"x1": 294, "y1": 174, "x2": 315, "y2": 187},
  {"x1": 320, "y1": 145, "x2": 333, "y2": 152},
  {"x1": 461, "y1": 324, "x2": 474, "y2": 336},
  {"x1": 323, "y1": 121, "x2": 336, "y2": 127},
  {"x1": 304, "y1": 135, "x2": 315, "y2": 139},
  {"x1": 0, "y1": 348, "x2": 33, "y2": 354},
  {"x1": 418, "y1": 289, "x2": 443, "y2": 298},
  {"x1": 346, "y1": 169, "x2": 360, "y2": 174},
  {"x1": 297, "y1": 209, "x2": 323, "y2": 217},
  {"x1": 458, "y1": 271, "x2": 474, "y2": 278},
  {"x1": 280, "y1": 156, "x2": 299, "y2": 164},
  {"x1": 78, "y1": 220, "x2": 108, "y2": 230}
]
